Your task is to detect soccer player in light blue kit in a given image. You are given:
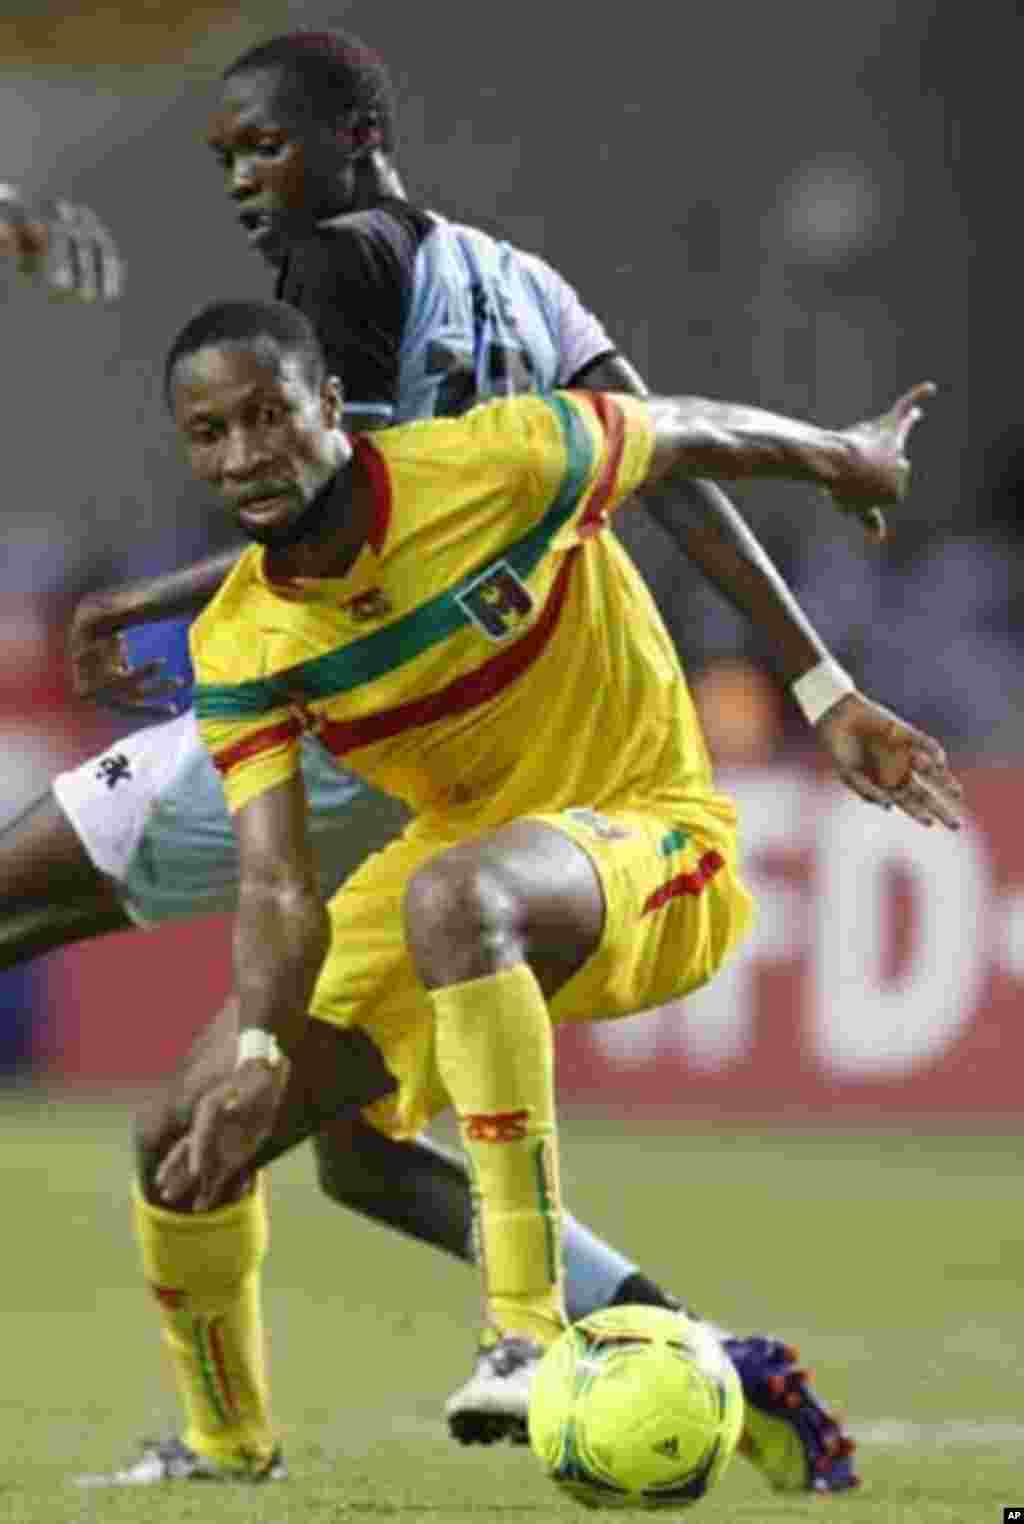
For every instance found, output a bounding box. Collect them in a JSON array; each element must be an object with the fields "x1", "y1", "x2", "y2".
[{"x1": 2, "y1": 32, "x2": 865, "y2": 1491}]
